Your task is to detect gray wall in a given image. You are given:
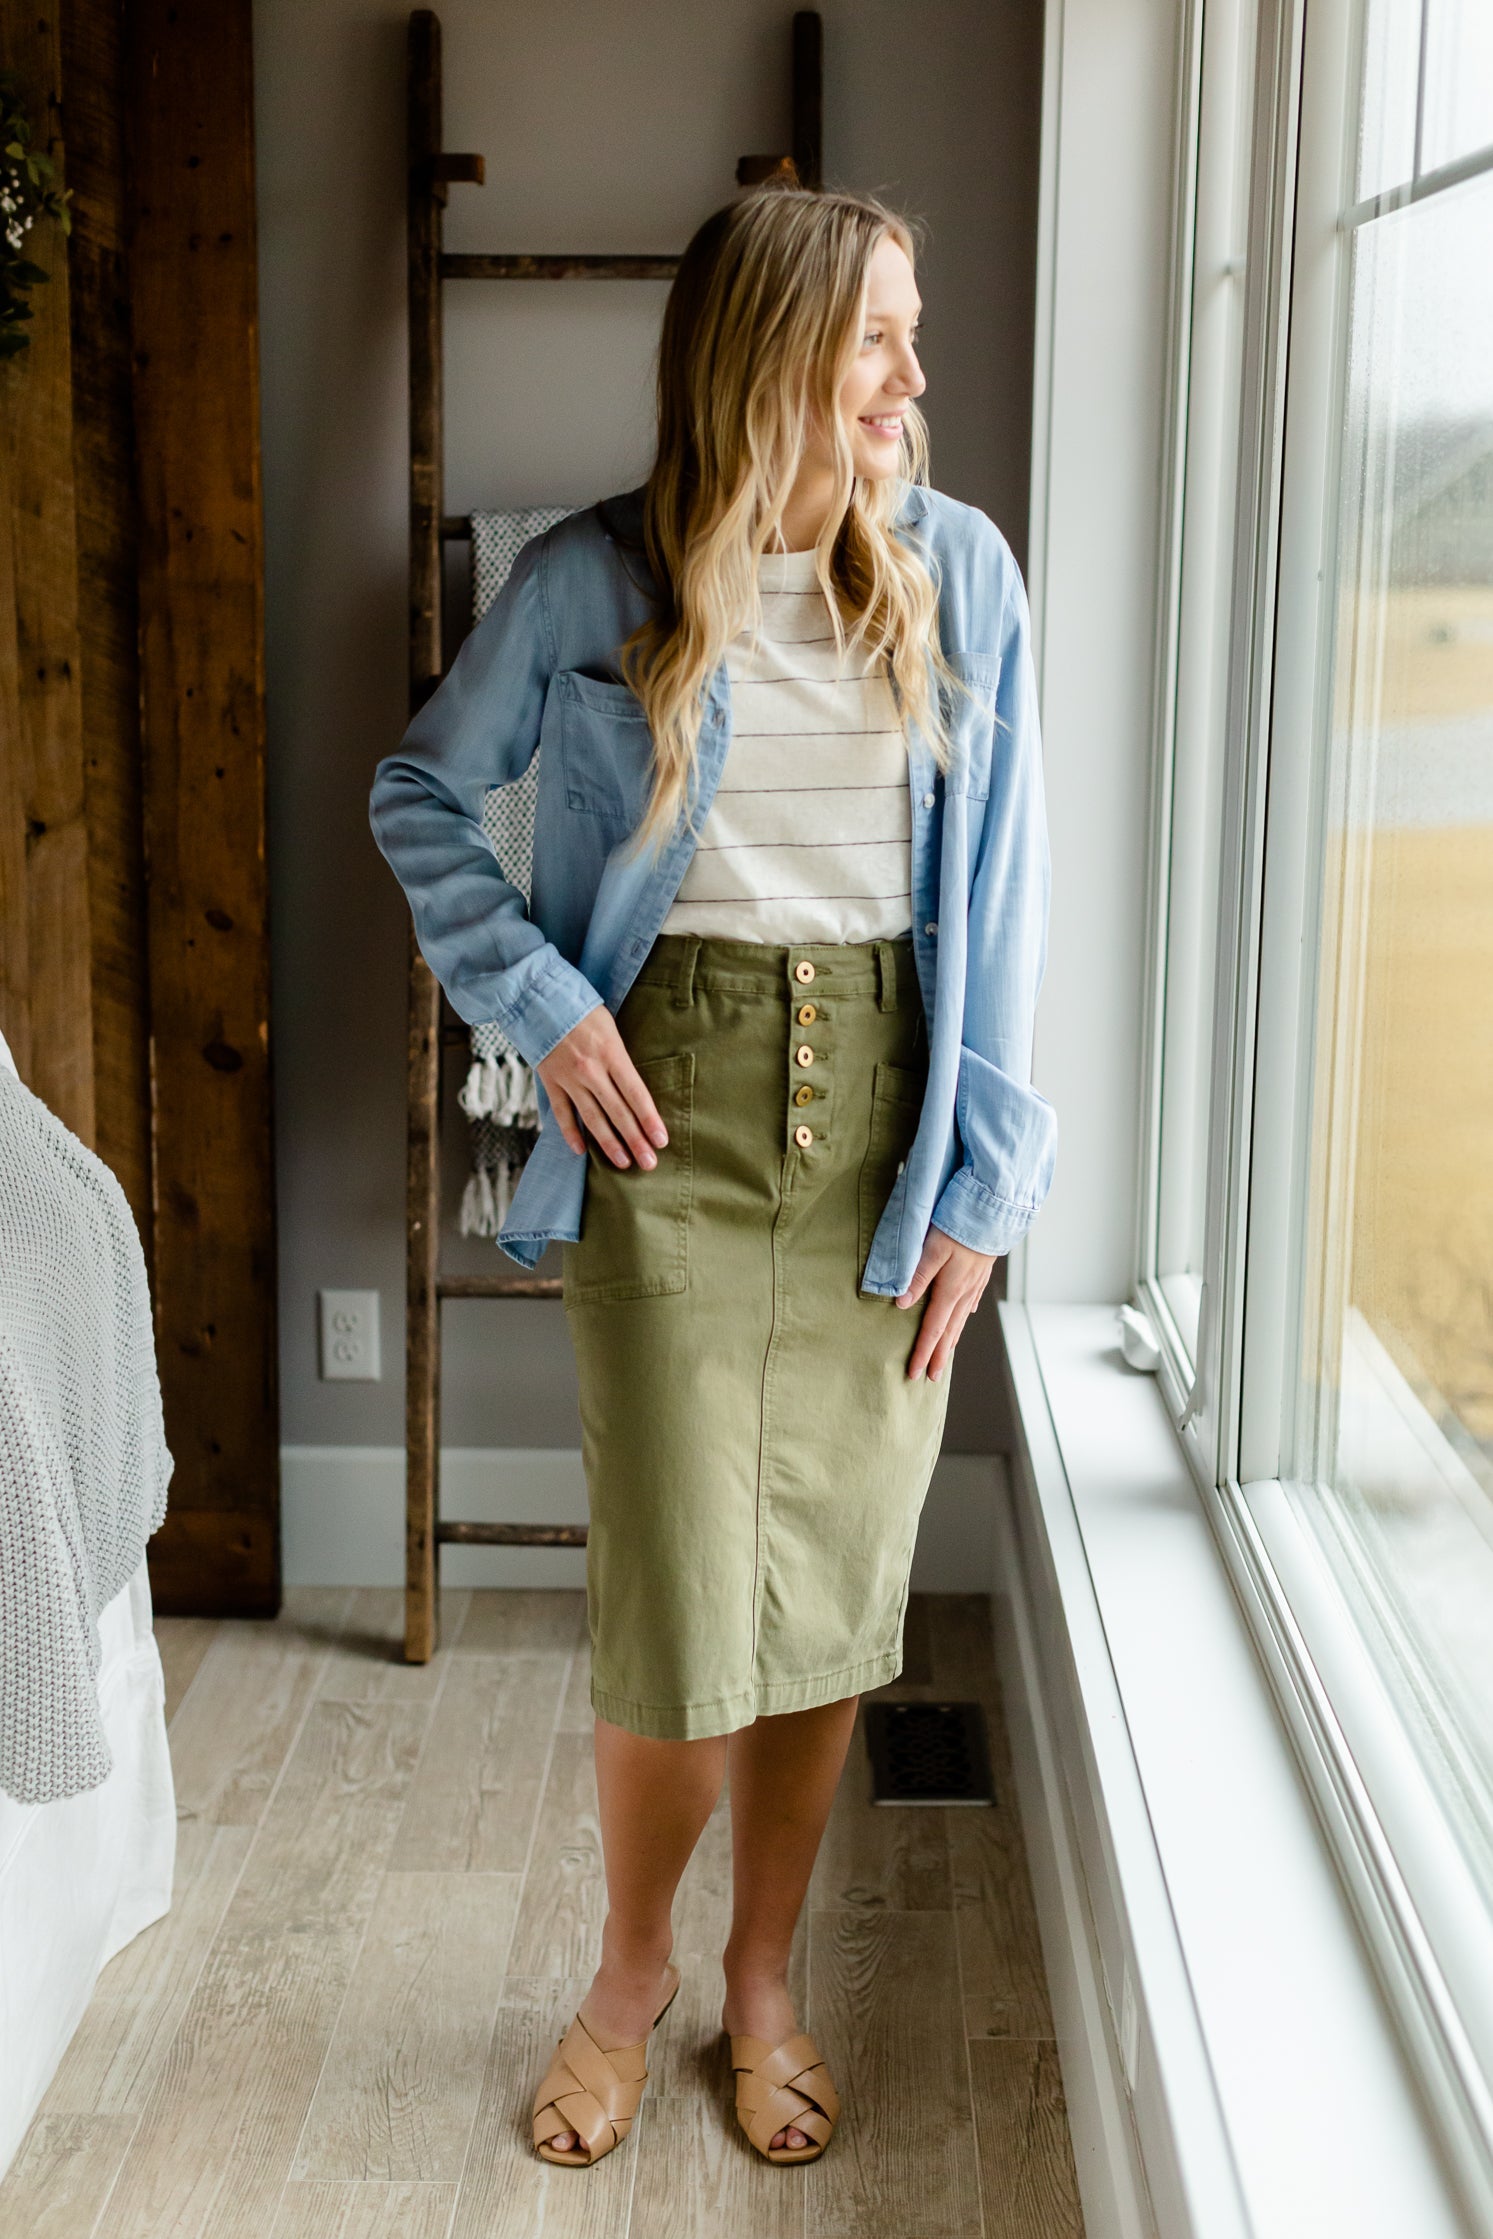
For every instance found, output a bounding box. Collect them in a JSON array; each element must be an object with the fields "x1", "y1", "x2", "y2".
[{"x1": 254, "y1": 0, "x2": 1044, "y2": 1465}]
